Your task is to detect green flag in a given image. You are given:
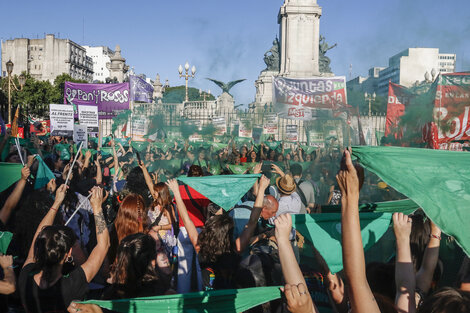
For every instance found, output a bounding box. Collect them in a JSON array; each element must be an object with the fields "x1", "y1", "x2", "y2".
[
  {"x1": 178, "y1": 174, "x2": 260, "y2": 211},
  {"x1": 79, "y1": 286, "x2": 281, "y2": 313},
  {"x1": 211, "y1": 142, "x2": 228, "y2": 151},
  {"x1": 0, "y1": 231, "x2": 13, "y2": 254},
  {"x1": 0, "y1": 162, "x2": 23, "y2": 192},
  {"x1": 154, "y1": 142, "x2": 172, "y2": 153},
  {"x1": 321, "y1": 199, "x2": 419, "y2": 214},
  {"x1": 300, "y1": 145, "x2": 317, "y2": 155},
  {"x1": 265, "y1": 141, "x2": 281, "y2": 151},
  {"x1": 100, "y1": 147, "x2": 114, "y2": 158},
  {"x1": 34, "y1": 155, "x2": 55, "y2": 190},
  {"x1": 54, "y1": 144, "x2": 71, "y2": 160},
  {"x1": 352, "y1": 145, "x2": 470, "y2": 256},
  {"x1": 292, "y1": 212, "x2": 392, "y2": 274},
  {"x1": 228, "y1": 164, "x2": 250, "y2": 175}
]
